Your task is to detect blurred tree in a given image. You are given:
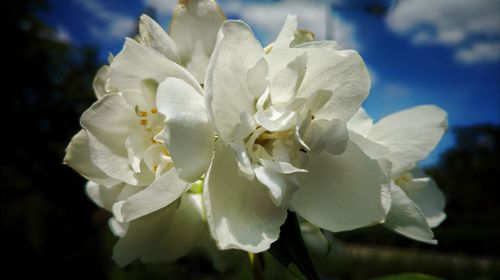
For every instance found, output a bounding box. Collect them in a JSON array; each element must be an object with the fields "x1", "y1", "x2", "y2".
[
  {"x1": 427, "y1": 124, "x2": 500, "y2": 256},
  {"x1": 3, "y1": 0, "x2": 107, "y2": 278}
]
